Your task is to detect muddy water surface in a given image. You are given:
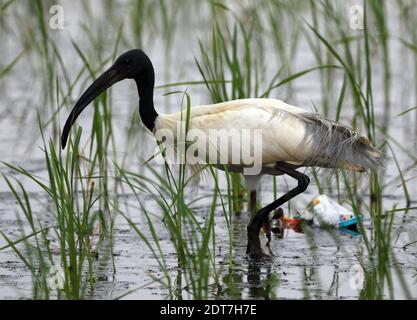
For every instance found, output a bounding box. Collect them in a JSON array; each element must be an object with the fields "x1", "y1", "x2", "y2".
[{"x1": 1, "y1": 0, "x2": 417, "y2": 299}]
